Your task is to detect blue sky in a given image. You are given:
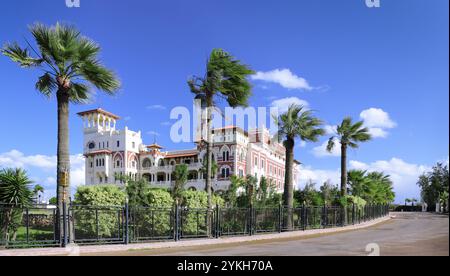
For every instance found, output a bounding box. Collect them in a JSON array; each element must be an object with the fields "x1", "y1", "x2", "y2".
[{"x1": 0, "y1": 0, "x2": 448, "y2": 203}]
